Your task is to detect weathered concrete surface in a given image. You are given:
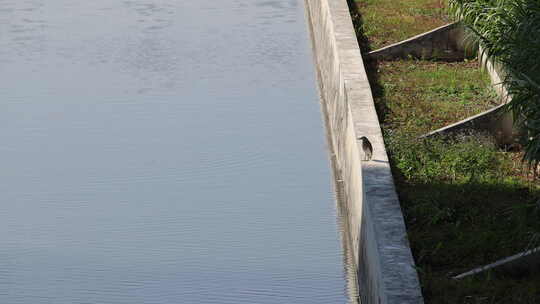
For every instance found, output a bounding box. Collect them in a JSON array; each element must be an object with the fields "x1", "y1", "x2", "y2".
[
  {"x1": 304, "y1": 0, "x2": 423, "y2": 303},
  {"x1": 479, "y1": 47, "x2": 518, "y2": 145},
  {"x1": 480, "y1": 46, "x2": 510, "y2": 102},
  {"x1": 366, "y1": 22, "x2": 465, "y2": 61},
  {"x1": 421, "y1": 104, "x2": 506, "y2": 139}
]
